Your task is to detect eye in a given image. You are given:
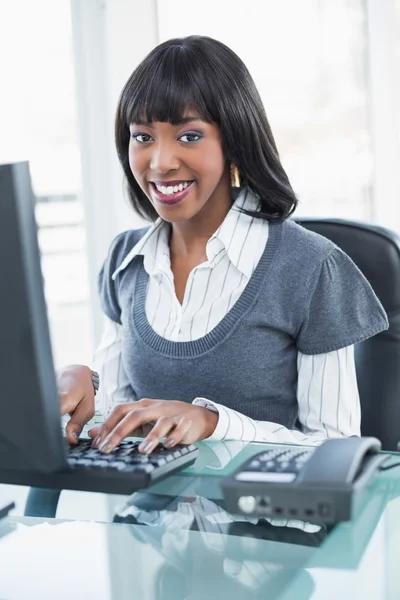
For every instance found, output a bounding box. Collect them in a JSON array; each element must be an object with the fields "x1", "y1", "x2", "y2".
[
  {"x1": 179, "y1": 132, "x2": 202, "y2": 143},
  {"x1": 131, "y1": 133, "x2": 153, "y2": 143}
]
